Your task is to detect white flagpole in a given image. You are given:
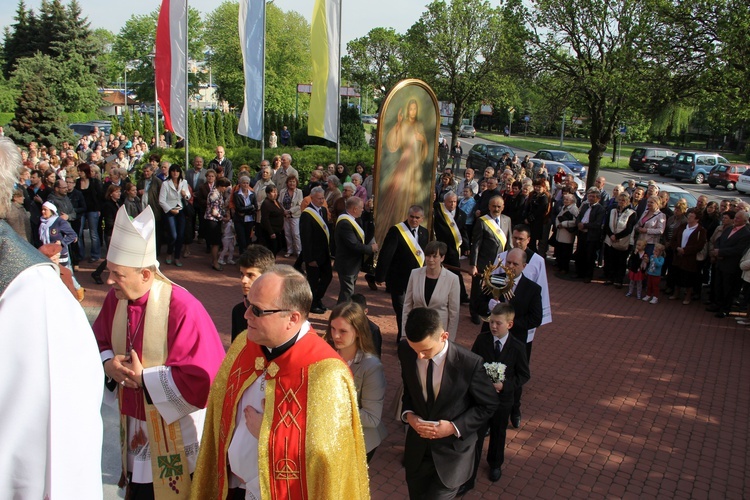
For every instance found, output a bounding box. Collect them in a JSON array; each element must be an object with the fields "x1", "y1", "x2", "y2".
[
  {"x1": 261, "y1": 0, "x2": 266, "y2": 161},
  {"x1": 184, "y1": 0, "x2": 189, "y2": 170},
  {"x1": 335, "y1": 0, "x2": 342, "y2": 164}
]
